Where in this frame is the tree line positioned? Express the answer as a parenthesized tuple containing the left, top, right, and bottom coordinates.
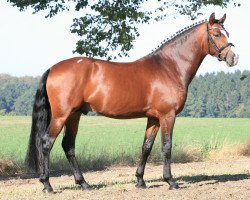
(180, 70, 250, 118)
(0, 70, 249, 117)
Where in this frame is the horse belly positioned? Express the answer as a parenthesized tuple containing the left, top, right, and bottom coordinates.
(87, 88, 148, 118)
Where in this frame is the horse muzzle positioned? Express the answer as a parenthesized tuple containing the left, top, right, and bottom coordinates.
(226, 47, 239, 67)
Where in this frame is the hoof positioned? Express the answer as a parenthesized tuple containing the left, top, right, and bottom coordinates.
(80, 182, 92, 190)
(169, 183, 180, 190)
(164, 177, 179, 190)
(42, 187, 54, 193)
(135, 181, 147, 189)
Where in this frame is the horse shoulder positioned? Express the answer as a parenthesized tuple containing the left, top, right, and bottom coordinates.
(145, 77, 188, 117)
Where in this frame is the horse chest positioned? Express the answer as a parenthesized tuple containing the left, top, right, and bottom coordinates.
(148, 83, 187, 115)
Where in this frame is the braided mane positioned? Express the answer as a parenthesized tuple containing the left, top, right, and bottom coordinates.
(151, 19, 207, 53)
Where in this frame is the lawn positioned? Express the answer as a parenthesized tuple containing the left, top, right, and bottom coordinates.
(0, 116, 249, 173)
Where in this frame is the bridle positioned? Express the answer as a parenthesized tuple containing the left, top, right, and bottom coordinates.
(207, 23, 234, 61)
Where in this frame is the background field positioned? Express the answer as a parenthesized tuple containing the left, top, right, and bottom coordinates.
(0, 116, 249, 175)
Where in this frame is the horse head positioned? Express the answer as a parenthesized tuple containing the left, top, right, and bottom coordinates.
(207, 13, 239, 67)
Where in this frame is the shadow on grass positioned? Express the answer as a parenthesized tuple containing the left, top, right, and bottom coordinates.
(147, 173, 249, 187)
(146, 173, 249, 186)
(59, 173, 250, 191)
(1, 171, 248, 193)
(142, 173, 250, 190)
(57, 183, 110, 191)
(56, 173, 250, 192)
(176, 173, 250, 184)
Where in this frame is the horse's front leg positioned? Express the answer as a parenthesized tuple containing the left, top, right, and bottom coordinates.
(135, 117, 159, 188)
(160, 113, 179, 190)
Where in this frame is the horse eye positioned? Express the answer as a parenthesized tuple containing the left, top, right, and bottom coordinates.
(213, 33, 220, 38)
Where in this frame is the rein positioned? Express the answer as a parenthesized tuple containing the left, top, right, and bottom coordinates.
(207, 23, 234, 61)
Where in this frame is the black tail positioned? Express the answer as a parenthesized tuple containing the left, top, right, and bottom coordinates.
(25, 69, 51, 172)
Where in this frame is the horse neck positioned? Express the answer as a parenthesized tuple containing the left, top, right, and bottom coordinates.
(151, 23, 208, 88)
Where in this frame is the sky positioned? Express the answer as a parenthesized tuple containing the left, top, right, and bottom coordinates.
(0, 0, 249, 77)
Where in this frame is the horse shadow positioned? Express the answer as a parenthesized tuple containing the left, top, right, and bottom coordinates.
(136, 173, 250, 189)
(147, 173, 249, 189)
(1, 171, 249, 191)
(55, 173, 249, 191)
(176, 173, 249, 184)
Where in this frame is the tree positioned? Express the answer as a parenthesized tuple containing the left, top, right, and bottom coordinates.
(7, 0, 240, 59)
(239, 99, 250, 117)
(14, 90, 35, 115)
(0, 74, 39, 115)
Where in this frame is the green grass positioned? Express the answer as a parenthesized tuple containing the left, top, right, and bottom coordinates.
(0, 116, 249, 174)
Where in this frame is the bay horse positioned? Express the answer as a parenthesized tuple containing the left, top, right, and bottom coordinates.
(26, 13, 238, 193)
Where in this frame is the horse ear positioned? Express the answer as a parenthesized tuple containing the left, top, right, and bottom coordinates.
(209, 13, 215, 25)
(219, 13, 226, 24)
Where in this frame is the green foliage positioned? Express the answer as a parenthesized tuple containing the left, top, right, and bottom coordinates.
(7, 0, 240, 59)
(0, 109, 7, 116)
(14, 89, 35, 115)
(239, 99, 250, 117)
(0, 74, 39, 115)
(179, 70, 250, 118)
(71, 0, 150, 59)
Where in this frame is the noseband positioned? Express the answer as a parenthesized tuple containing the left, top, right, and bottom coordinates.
(207, 23, 234, 61)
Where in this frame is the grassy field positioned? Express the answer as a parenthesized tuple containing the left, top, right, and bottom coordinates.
(0, 116, 249, 174)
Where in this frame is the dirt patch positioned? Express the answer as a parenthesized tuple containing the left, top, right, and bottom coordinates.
(0, 156, 249, 200)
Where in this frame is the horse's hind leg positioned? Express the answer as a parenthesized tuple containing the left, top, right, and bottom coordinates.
(39, 116, 68, 193)
(135, 117, 160, 188)
(62, 112, 90, 189)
